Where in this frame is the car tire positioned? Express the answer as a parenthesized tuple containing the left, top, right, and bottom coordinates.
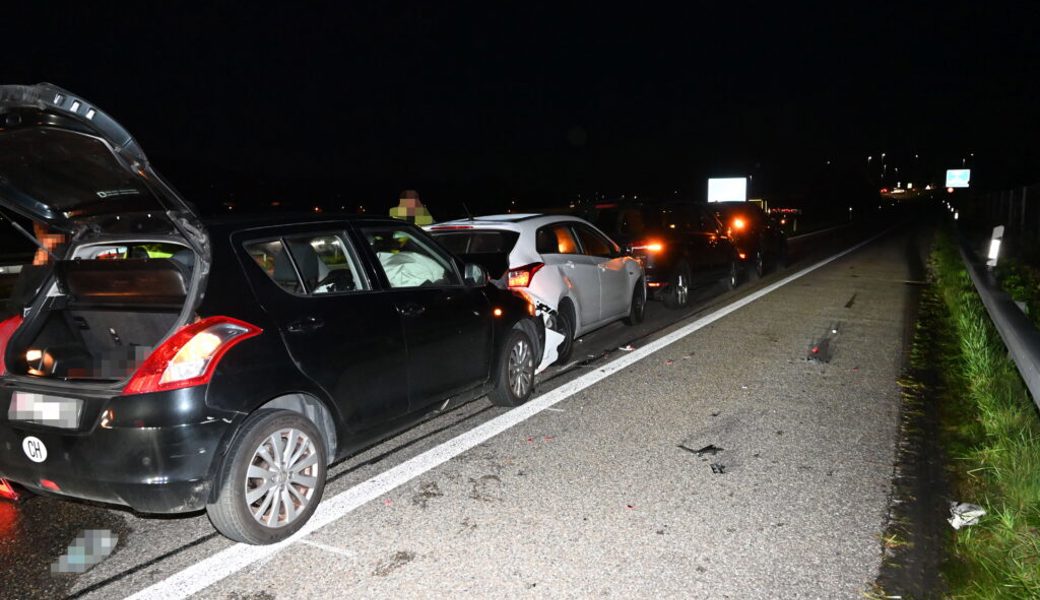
(754, 248, 766, 278)
(554, 300, 576, 365)
(623, 279, 646, 325)
(663, 262, 691, 309)
(726, 260, 740, 290)
(488, 326, 537, 407)
(207, 409, 327, 545)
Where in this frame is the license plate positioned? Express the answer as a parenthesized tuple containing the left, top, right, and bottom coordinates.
(9, 392, 83, 429)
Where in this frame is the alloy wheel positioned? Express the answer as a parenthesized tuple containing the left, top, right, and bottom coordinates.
(508, 336, 534, 398)
(244, 427, 320, 528)
(674, 274, 689, 306)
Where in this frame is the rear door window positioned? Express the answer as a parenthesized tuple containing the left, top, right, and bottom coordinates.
(536, 224, 581, 255)
(245, 233, 367, 295)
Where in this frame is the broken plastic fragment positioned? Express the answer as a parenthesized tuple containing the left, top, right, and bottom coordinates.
(948, 502, 986, 529)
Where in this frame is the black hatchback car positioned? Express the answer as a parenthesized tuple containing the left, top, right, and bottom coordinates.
(582, 200, 742, 308)
(0, 84, 542, 544)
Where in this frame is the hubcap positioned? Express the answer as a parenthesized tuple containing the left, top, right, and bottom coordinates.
(245, 427, 320, 528)
(508, 337, 534, 398)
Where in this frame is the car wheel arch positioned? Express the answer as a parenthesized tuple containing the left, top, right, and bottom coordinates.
(558, 295, 580, 334)
(213, 392, 338, 483)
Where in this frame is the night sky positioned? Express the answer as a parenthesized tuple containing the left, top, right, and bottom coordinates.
(4, 2, 1038, 217)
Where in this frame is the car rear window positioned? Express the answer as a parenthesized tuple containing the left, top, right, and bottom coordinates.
(431, 230, 520, 255)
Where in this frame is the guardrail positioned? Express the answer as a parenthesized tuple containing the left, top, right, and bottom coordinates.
(960, 243, 1040, 412)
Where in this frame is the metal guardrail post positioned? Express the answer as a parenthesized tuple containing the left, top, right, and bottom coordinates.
(959, 243, 1040, 412)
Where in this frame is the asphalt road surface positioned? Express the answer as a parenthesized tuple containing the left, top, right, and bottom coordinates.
(1, 216, 922, 599)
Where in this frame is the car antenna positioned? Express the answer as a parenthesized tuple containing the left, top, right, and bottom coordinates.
(0, 208, 58, 262)
(462, 202, 474, 221)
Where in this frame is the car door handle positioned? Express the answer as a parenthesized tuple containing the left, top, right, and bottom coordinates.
(287, 316, 325, 333)
(396, 303, 426, 318)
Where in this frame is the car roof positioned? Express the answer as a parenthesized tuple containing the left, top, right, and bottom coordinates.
(202, 212, 409, 235)
(430, 213, 589, 231)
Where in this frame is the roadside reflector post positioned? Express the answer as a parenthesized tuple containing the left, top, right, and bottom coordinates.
(987, 225, 1004, 269)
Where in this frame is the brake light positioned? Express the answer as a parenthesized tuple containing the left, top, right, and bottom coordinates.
(0, 315, 24, 377)
(732, 217, 746, 231)
(0, 478, 21, 501)
(123, 316, 262, 395)
(507, 262, 544, 288)
(632, 240, 665, 253)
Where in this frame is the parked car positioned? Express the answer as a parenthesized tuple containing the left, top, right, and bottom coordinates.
(711, 201, 787, 277)
(0, 83, 543, 544)
(428, 214, 645, 364)
(580, 200, 743, 309)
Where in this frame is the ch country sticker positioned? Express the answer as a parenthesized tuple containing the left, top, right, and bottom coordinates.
(22, 436, 47, 463)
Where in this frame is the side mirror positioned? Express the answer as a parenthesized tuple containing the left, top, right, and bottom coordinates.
(464, 262, 488, 287)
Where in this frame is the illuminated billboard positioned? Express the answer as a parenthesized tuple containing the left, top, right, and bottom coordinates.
(707, 177, 747, 203)
(945, 169, 971, 188)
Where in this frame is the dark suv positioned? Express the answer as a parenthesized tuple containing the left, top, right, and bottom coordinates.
(711, 201, 787, 277)
(582, 200, 742, 308)
(0, 84, 542, 544)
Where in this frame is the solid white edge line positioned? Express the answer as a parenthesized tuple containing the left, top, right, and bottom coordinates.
(125, 227, 893, 600)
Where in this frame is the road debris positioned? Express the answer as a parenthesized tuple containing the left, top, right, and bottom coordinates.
(618, 344, 635, 352)
(710, 463, 726, 474)
(678, 443, 724, 457)
(948, 502, 986, 530)
(51, 529, 117, 574)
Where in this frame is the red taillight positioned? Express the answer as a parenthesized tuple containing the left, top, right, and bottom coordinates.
(123, 316, 262, 396)
(0, 314, 24, 377)
(0, 478, 22, 501)
(632, 240, 665, 254)
(731, 217, 747, 231)
(507, 262, 544, 288)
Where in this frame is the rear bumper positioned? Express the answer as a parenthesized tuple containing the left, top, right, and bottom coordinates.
(0, 420, 229, 513)
(0, 385, 239, 514)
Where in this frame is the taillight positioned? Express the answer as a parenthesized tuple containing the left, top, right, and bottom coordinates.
(732, 217, 747, 231)
(0, 314, 24, 377)
(507, 262, 544, 288)
(0, 478, 22, 501)
(632, 240, 665, 254)
(123, 316, 261, 395)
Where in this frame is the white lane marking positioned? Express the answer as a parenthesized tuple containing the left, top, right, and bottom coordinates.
(299, 540, 357, 559)
(787, 223, 849, 241)
(126, 228, 892, 600)
(543, 407, 566, 412)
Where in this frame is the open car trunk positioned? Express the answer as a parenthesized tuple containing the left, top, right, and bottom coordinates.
(10, 251, 194, 382)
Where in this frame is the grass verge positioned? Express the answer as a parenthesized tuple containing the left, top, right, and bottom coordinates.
(930, 229, 1040, 599)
